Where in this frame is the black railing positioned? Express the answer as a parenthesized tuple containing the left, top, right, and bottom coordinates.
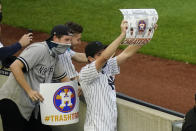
(117, 92, 185, 118)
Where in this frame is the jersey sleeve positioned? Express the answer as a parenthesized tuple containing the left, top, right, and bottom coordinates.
(68, 49, 76, 57)
(17, 44, 45, 72)
(58, 50, 78, 79)
(52, 59, 67, 81)
(106, 57, 120, 76)
(79, 62, 99, 85)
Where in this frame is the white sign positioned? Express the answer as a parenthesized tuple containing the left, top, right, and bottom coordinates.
(40, 81, 79, 125)
(120, 9, 158, 44)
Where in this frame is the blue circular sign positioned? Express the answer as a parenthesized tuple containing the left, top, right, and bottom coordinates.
(53, 86, 76, 113)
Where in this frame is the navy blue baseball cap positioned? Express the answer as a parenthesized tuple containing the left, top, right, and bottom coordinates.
(50, 24, 72, 36)
(85, 41, 107, 57)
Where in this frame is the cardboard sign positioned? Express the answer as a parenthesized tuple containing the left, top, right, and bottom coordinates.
(120, 9, 158, 44)
(40, 81, 79, 125)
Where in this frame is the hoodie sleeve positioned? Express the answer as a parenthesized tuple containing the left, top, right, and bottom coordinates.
(0, 42, 22, 60)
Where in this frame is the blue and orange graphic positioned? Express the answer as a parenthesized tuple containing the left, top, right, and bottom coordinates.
(138, 20, 146, 31)
(53, 86, 76, 113)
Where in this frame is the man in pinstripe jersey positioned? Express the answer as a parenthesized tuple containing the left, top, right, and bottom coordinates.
(79, 20, 150, 131)
(58, 22, 87, 80)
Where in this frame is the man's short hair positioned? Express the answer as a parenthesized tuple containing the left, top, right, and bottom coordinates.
(65, 22, 83, 34)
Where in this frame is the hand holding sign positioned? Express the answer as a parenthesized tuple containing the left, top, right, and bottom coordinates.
(40, 81, 79, 125)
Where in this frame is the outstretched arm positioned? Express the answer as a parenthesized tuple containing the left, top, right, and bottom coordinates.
(116, 39, 150, 66)
(0, 33, 32, 60)
(95, 20, 128, 71)
(116, 23, 158, 65)
(0, 43, 21, 60)
(72, 52, 88, 63)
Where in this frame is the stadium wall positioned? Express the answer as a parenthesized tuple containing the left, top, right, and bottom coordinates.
(0, 73, 184, 131)
(50, 97, 183, 131)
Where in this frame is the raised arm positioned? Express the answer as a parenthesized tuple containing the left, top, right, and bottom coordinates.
(0, 43, 22, 60)
(116, 39, 150, 66)
(95, 20, 127, 71)
(10, 59, 44, 102)
(116, 23, 158, 65)
(0, 33, 32, 60)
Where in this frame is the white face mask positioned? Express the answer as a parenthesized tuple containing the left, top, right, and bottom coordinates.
(51, 41, 71, 55)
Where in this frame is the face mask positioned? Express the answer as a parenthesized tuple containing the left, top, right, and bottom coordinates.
(0, 12, 3, 23)
(51, 41, 71, 55)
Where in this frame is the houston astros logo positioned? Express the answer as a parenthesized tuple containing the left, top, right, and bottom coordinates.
(138, 20, 146, 31)
(53, 86, 76, 113)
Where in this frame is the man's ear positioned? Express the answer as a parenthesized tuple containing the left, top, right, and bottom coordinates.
(53, 35, 59, 42)
(88, 56, 95, 63)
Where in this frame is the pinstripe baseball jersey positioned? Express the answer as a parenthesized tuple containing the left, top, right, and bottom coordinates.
(79, 57, 119, 131)
(0, 41, 67, 120)
(58, 48, 78, 79)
